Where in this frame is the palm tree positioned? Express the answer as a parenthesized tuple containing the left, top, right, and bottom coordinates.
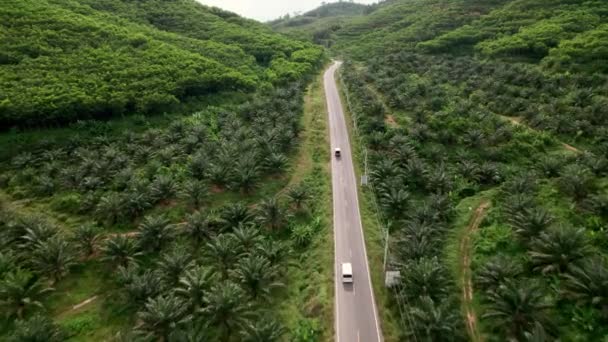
(30, 236, 78, 284)
(475, 255, 523, 293)
(0, 270, 54, 319)
(157, 249, 194, 288)
(123, 190, 152, 218)
(203, 281, 251, 342)
(482, 279, 553, 340)
(96, 192, 125, 225)
(407, 296, 463, 341)
(379, 187, 410, 220)
(285, 185, 310, 211)
(136, 293, 190, 342)
(150, 174, 178, 203)
(205, 234, 241, 279)
(137, 215, 175, 253)
(264, 152, 288, 173)
(529, 226, 591, 274)
(180, 180, 209, 209)
(183, 211, 220, 248)
(257, 197, 287, 231)
(508, 207, 553, 241)
(208, 162, 233, 189)
(122, 267, 162, 306)
(399, 257, 450, 302)
(18, 221, 58, 251)
(558, 164, 594, 201)
(562, 256, 608, 317)
(8, 314, 64, 342)
(255, 239, 288, 267)
(232, 225, 262, 254)
(220, 203, 254, 230)
(233, 166, 260, 194)
(177, 266, 215, 311)
(240, 316, 286, 342)
(101, 235, 141, 267)
(232, 255, 282, 301)
(71, 225, 101, 258)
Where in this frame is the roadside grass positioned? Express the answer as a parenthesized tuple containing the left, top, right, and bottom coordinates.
(336, 67, 401, 342)
(278, 68, 335, 341)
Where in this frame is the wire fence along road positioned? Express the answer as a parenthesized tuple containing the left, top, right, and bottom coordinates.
(325, 61, 383, 342)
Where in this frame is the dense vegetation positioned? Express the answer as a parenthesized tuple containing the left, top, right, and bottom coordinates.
(325, 0, 608, 340)
(0, 0, 328, 340)
(0, 0, 322, 128)
(271, 1, 378, 47)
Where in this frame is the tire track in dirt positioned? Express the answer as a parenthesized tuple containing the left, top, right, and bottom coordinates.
(460, 200, 491, 342)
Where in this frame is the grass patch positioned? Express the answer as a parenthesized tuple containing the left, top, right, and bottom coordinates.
(278, 67, 334, 341)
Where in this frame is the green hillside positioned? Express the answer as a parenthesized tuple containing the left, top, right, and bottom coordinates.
(302, 0, 608, 341)
(0, 1, 330, 341)
(0, 0, 322, 127)
(271, 1, 376, 46)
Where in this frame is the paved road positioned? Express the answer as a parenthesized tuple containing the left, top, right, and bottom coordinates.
(324, 61, 383, 342)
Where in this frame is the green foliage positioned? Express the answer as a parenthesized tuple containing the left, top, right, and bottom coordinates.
(0, 0, 322, 127)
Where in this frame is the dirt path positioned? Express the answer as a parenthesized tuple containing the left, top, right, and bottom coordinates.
(501, 115, 582, 154)
(460, 200, 491, 342)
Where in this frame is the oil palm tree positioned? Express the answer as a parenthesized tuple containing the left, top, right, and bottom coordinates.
(137, 215, 175, 253)
(150, 175, 178, 203)
(256, 197, 287, 231)
(123, 268, 163, 307)
(96, 192, 125, 225)
(136, 293, 190, 342)
(180, 180, 209, 209)
(233, 255, 282, 301)
(508, 207, 553, 241)
(233, 165, 260, 194)
(285, 185, 310, 212)
(101, 235, 141, 267)
(177, 266, 215, 311)
(183, 211, 221, 248)
(562, 256, 608, 317)
(0, 270, 54, 319)
(475, 255, 524, 293)
(232, 225, 262, 254)
(8, 314, 64, 342)
(379, 187, 410, 221)
(400, 257, 450, 302)
(71, 225, 101, 258)
(529, 226, 591, 274)
(205, 234, 241, 279)
(30, 236, 78, 284)
(558, 164, 594, 201)
(157, 249, 194, 288)
(203, 281, 251, 342)
(407, 296, 463, 342)
(220, 202, 254, 231)
(483, 279, 553, 340)
(240, 316, 286, 342)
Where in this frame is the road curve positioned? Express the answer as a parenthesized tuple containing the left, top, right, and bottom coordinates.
(324, 61, 383, 342)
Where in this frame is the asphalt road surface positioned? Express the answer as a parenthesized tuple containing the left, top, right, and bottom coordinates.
(324, 61, 383, 342)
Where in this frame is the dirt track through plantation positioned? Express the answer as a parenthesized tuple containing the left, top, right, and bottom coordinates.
(460, 200, 491, 342)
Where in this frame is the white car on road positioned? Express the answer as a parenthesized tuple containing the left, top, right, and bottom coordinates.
(342, 262, 353, 283)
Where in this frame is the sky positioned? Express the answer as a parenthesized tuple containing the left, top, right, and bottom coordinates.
(196, 0, 379, 22)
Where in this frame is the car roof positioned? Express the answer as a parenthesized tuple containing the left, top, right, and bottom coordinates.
(342, 262, 352, 273)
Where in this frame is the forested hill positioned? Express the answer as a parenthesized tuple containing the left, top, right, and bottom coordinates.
(270, 1, 376, 46)
(0, 0, 322, 128)
(336, 0, 608, 72)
